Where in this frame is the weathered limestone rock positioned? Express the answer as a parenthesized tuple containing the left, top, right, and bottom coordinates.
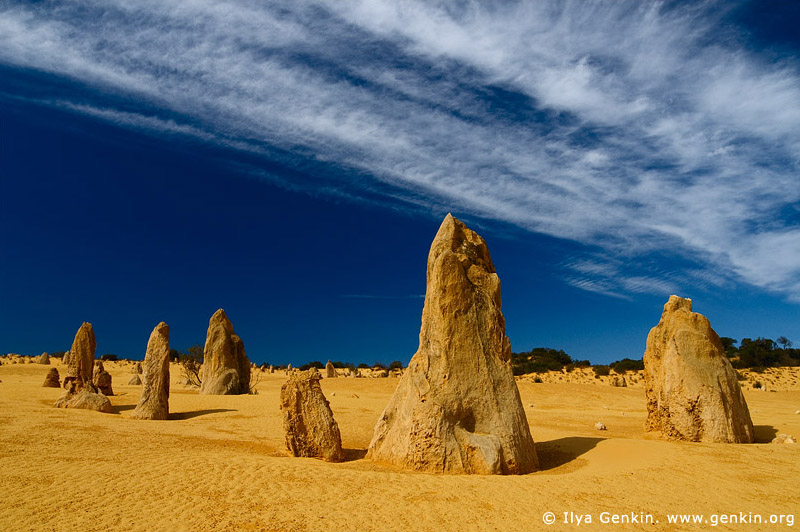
(56, 325, 112, 413)
(325, 360, 336, 378)
(128, 374, 142, 385)
(367, 214, 538, 474)
(63, 323, 96, 392)
(43, 368, 61, 388)
(131, 362, 142, 375)
(62, 350, 72, 367)
(38, 352, 50, 365)
(644, 296, 755, 443)
(280, 368, 344, 462)
(54, 384, 113, 413)
(93, 360, 114, 396)
(131, 322, 171, 420)
(772, 434, 796, 444)
(595, 422, 607, 431)
(199, 309, 251, 395)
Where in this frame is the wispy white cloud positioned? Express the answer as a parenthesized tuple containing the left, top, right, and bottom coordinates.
(1, 0, 798, 299)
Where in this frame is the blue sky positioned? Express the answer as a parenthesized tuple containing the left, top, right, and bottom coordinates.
(1, 0, 798, 365)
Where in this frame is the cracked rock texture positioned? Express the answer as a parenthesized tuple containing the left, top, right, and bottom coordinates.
(644, 295, 754, 443)
(367, 214, 538, 474)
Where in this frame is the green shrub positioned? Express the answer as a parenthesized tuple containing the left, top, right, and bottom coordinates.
(609, 358, 644, 373)
(511, 347, 583, 376)
(593, 365, 611, 377)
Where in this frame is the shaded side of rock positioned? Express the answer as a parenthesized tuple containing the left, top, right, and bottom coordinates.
(367, 214, 538, 474)
(199, 309, 251, 395)
(128, 374, 142, 385)
(280, 368, 344, 462)
(93, 360, 114, 396)
(131, 322, 171, 420)
(644, 296, 754, 443)
(43, 368, 61, 388)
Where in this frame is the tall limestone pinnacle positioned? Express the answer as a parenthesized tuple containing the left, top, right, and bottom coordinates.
(131, 322, 171, 420)
(644, 295, 755, 443)
(367, 214, 538, 474)
(199, 309, 251, 395)
(63, 322, 96, 391)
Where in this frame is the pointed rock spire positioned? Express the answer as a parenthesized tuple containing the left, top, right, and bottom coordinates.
(367, 214, 538, 474)
(131, 322, 171, 420)
(63, 322, 96, 392)
(199, 309, 251, 395)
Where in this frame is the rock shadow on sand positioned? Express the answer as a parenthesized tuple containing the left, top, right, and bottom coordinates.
(342, 448, 368, 462)
(170, 409, 236, 420)
(112, 404, 136, 414)
(536, 437, 605, 471)
(753, 425, 778, 443)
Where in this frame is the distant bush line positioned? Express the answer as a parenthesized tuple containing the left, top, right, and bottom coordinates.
(721, 336, 799, 370)
(511, 348, 590, 376)
(512, 335, 799, 376)
(165, 346, 406, 374)
(294, 360, 404, 371)
(26, 336, 797, 375)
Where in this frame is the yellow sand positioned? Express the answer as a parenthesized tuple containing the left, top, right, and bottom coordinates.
(0, 360, 798, 532)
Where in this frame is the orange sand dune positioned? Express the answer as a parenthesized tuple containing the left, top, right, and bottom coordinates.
(1, 360, 798, 532)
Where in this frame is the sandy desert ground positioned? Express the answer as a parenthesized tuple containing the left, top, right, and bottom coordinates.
(1, 360, 798, 532)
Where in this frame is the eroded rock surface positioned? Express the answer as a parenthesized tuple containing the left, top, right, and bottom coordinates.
(43, 368, 61, 388)
(54, 384, 113, 413)
(367, 214, 538, 474)
(644, 295, 754, 443)
(131, 322, 171, 420)
(199, 309, 251, 395)
(280, 368, 344, 462)
(93, 360, 114, 396)
(62, 323, 96, 392)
